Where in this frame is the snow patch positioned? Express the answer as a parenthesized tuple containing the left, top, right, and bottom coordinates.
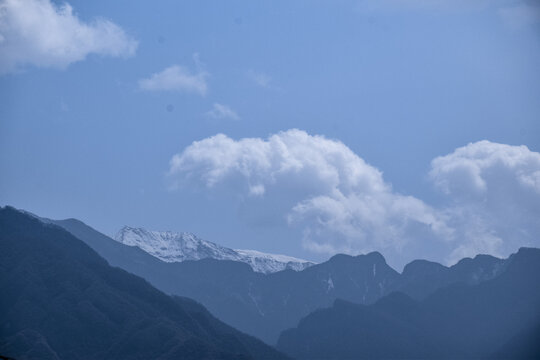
(115, 226, 315, 274)
(327, 276, 334, 292)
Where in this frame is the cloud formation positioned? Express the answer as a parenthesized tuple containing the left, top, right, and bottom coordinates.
(0, 0, 137, 74)
(139, 65, 208, 95)
(430, 140, 540, 262)
(168, 129, 451, 266)
(168, 130, 540, 266)
(430, 140, 540, 196)
(205, 103, 240, 120)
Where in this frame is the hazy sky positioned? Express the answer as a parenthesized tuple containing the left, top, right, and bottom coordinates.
(1, 0, 539, 268)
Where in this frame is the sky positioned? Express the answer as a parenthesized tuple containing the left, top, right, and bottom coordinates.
(1, 0, 540, 269)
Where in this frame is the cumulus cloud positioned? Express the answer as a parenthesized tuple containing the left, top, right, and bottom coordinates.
(430, 140, 540, 262)
(168, 131, 540, 266)
(430, 140, 540, 196)
(168, 129, 452, 266)
(139, 65, 208, 95)
(0, 0, 137, 74)
(205, 103, 240, 120)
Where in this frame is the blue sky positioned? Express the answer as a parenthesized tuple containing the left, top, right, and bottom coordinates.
(1, 0, 540, 268)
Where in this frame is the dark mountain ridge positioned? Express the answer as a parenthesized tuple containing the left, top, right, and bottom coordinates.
(0, 207, 287, 360)
(276, 247, 540, 359)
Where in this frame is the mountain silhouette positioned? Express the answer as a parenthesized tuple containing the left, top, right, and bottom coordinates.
(276, 247, 540, 359)
(0, 207, 288, 360)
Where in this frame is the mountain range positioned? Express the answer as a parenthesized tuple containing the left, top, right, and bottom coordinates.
(39, 212, 522, 345)
(276, 247, 540, 359)
(0, 206, 287, 360)
(3, 206, 539, 359)
(115, 226, 314, 274)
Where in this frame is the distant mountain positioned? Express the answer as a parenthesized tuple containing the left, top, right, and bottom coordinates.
(0, 207, 288, 360)
(26, 213, 404, 344)
(396, 253, 505, 299)
(276, 248, 540, 359)
(32, 211, 526, 345)
(115, 226, 314, 274)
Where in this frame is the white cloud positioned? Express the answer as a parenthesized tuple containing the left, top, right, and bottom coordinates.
(139, 65, 208, 95)
(205, 103, 240, 120)
(430, 140, 540, 262)
(168, 131, 540, 267)
(0, 0, 137, 74)
(168, 129, 452, 266)
(430, 140, 540, 196)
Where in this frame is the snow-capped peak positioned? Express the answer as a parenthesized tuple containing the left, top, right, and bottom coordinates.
(114, 226, 315, 274)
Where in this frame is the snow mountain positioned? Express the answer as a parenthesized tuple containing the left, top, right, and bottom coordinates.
(114, 226, 314, 274)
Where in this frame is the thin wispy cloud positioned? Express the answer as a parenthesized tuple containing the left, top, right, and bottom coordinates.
(139, 65, 209, 95)
(247, 70, 272, 88)
(498, 4, 540, 30)
(356, 0, 540, 30)
(205, 103, 240, 120)
(0, 0, 137, 75)
(355, 0, 486, 14)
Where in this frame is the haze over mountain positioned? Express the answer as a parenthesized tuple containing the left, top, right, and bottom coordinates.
(277, 247, 540, 359)
(2, 0, 539, 359)
(33, 210, 523, 345)
(0, 207, 287, 360)
(115, 226, 314, 273)
(3, 206, 539, 359)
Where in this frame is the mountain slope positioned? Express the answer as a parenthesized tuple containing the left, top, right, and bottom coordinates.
(43, 213, 520, 345)
(115, 226, 314, 273)
(395, 253, 505, 299)
(276, 248, 540, 359)
(46, 216, 403, 344)
(0, 207, 288, 360)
